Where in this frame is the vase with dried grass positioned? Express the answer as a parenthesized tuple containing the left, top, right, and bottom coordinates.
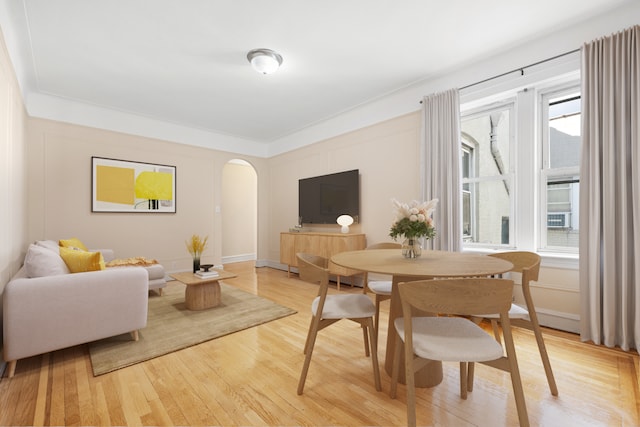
(185, 234, 208, 273)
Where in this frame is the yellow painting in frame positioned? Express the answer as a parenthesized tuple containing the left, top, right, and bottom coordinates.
(91, 157, 176, 213)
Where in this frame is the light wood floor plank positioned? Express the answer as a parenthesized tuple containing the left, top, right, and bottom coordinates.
(33, 353, 50, 426)
(1, 261, 638, 426)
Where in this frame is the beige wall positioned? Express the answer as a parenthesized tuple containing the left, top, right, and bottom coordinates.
(0, 27, 27, 351)
(26, 118, 268, 272)
(266, 112, 423, 264)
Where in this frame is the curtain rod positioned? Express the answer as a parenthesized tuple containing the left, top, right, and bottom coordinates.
(419, 48, 581, 103)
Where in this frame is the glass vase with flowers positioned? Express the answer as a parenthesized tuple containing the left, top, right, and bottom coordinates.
(389, 198, 438, 258)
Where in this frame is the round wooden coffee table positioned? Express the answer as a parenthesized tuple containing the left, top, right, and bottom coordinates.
(170, 270, 238, 310)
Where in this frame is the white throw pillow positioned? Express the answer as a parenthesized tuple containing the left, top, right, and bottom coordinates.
(35, 239, 61, 253)
(24, 243, 70, 277)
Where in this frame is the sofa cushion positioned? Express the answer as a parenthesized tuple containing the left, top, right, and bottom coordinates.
(24, 243, 71, 277)
(59, 247, 105, 273)
(35, 239, 61, 252)
(59, 237, 89, 251)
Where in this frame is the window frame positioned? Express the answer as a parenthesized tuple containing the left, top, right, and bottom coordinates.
(538, 84, 581, 254)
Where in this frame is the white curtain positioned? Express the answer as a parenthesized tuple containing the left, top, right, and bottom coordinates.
(421, 89, 462, 252)
(580, 25, 640, 352)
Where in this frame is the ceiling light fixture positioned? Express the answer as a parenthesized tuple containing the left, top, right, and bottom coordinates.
(247, 48, 283, 74)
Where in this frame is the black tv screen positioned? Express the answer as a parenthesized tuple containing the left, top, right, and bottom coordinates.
(299, 169, 360, 224)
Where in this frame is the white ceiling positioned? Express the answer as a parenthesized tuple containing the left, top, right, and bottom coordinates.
(1, 0, 634, 144)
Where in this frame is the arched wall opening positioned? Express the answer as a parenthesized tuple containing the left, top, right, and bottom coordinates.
(221, 159, 258, 263)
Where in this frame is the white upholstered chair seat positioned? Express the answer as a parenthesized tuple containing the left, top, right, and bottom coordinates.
(394, 317, 504, 362)
(312, 294, 376, 319)
(368, 280, 392, 295)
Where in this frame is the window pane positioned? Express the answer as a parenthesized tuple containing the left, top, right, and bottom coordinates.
(465, 180, 510, 245)
(462, 191, 471, 238)
(549, 95, 581, 168)
(546, 177, 579, 248)
(462, 105, 512, 247)
(462, 109, 510, 177)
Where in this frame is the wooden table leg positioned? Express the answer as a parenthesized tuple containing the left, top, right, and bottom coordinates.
(384, 275, 443, 388)
(185, 281, 221, 310)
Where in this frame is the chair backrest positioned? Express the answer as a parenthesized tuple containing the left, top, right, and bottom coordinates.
(366, 242, 402, 250)
(488, 251, 540, 289)
(398, 278, 514, 318)
(296, 252, 329, 291)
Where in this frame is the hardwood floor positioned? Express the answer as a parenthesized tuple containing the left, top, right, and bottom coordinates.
(1, 261, 638, 426)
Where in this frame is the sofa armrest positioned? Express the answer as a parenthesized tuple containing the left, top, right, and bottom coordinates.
(3, 267, 148, 363)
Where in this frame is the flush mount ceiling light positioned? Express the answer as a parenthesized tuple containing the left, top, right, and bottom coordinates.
(247, 48, 283, 74)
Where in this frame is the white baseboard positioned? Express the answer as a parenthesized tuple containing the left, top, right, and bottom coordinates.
(536, 307, 580, 334)
(255, 259, 271, 268)
(221, 253, 256, 264)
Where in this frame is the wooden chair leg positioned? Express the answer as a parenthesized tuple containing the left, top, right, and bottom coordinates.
(130, 330, 139, 341)
(390, 336, 403, 399)
(467, 362, 475, 392)
(529, 318, 559, 396)
(6, 360, 17, 378)
(365, 318, 382, 391)
(298, 319, 321, 395)
(374, 297, 382, 353)
(303, 315, 316, 355)
(362, 325, 371, 357)
(459, 362, 468, 399)
(404, 333, 417, 427)
(502, 320, 530, 427)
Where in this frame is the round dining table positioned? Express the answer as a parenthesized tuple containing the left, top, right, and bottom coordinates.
(331, 248, 513, 388)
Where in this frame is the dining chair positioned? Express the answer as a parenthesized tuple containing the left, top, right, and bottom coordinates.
(390, 277, 529, 427)
(296, 252, 382, 395)
(362, 242, 402, 352)
(468, 251, 558, 397)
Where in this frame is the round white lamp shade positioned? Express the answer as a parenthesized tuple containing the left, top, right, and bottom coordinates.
(247, 48, 283, 74)
(336, 214, 354, 233)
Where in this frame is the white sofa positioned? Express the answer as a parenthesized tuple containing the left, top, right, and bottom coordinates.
(2, 241, 150, 377)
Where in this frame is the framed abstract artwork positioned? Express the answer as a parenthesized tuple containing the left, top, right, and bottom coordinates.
(91, 157, 176, 213)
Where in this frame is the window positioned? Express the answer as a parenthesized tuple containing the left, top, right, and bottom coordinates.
(461, 144, 474, 240)
(541, 89, 581, 251)
(460, 81, 580, 254)
(460, 103, 514, 247)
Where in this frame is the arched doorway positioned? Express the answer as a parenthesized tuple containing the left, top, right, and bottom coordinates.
(221, 159, 257, 264)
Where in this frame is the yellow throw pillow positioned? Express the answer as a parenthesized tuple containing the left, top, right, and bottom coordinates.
(59, 237, 89, 251)
(59, 247, 105, 273)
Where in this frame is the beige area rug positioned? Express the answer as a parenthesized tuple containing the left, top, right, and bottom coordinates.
(89, 281, 296, 376)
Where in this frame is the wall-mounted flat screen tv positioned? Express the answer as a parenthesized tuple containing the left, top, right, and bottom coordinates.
(298, 169, 360, 224)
